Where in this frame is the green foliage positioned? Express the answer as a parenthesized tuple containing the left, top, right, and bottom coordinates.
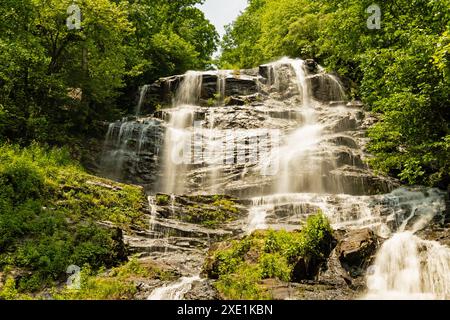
(220, 0, 450, 188)
(207, 212, 334, 300)
(0, 0, 218, 146)
(0, 277, 33, 300)
(259, 253, 291, 282)
(183, 198, 240, 228)
(155, 194, 170, 206)
(214, 263, 270, 300)
(53, 258, 176, 300)
(0, 144, 148, 293)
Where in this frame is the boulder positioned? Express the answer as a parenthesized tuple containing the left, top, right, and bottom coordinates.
(336, 228, 379, 277)
(203, 242, 233, 279)
(184, 280, 220, 300)
(305, 59, 318, 73)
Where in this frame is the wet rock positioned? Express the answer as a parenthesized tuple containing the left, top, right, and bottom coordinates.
(336, 228, 379, 277)
(260, 279, 298, 300)
(291, 232, 336, 282)
(417, 220, 450, 247)
(258, 64, 273, 80)
(225, 96, 245, 106)
(308, 73, 346, 102)
(151, 73, 260, 104)
(184, 280, 220, 300)
(153, 194, 247, 229)
(347, 100, 364, 108)
(305, 59, 318, 73)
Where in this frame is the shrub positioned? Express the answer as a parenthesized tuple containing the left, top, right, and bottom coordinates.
(155, 194, 170, 205)
(206, 212, 334, 299)
(0, 144, 144, 293)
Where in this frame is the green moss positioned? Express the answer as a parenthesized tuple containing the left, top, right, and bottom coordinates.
(182, 197, 241, 228)
(155, 194, 170, 206)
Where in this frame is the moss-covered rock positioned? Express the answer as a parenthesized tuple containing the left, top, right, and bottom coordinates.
(203, 213, 335, 299)
(154, 194, 246, 228)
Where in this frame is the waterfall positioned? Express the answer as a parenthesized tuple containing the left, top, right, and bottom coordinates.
(159, 71, 203, 194)
(366, 232, 450, 300)
(265, 58, 325, 194)
(245, 199, 269, 234)
(99, 56, 448, 301)
(148, 196, 157, 231)
(100, 118, 161, 182)
(136, 84, 150, 116)
(174, 71, 203, 106)
(160, 107, 195, 194)
(364, 189, 450, 299)
(147, 275, 201, 300)
(216, 70, 227, 106)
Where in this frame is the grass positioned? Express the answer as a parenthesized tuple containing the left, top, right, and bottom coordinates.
(53, 258, 176, 300)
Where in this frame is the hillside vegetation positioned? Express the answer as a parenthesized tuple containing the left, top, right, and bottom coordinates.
(220, 0, 450, 189)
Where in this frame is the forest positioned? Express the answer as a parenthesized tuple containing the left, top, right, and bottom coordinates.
(0, 0, 449, 301)
(220, 0, 450, 189)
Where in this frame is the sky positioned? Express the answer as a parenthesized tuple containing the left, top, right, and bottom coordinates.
(196, 0, 248, 39)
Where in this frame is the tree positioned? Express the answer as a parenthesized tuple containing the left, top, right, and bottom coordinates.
(219, 0, 450, 188)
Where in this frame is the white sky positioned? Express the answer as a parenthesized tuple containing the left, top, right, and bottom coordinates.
(196, 0, 248, 39)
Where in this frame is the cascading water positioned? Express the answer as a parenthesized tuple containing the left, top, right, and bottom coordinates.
(100, 118, 162, 182)
(100, 56, 448, 300)
(147, 275, 201, 300)
(364, 190, 450, 299)
(366, 232, 450, 299)
(159, 72, 202, 194)
(136, 84, 150, 116)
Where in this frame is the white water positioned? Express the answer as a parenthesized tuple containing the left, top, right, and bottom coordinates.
(246, 57, 343, 231)
(245, 201, 268, 234)
(160, 71, 203, 194)
(366, 232, 450, 300)
(161, 106, 195, 194)
(136, 84, 150, 116)
(100, 118, 161, 180)
(174, 71, 203, 106)
(148, 196, 158, 231)
(147, 275, 201, 300)
(107, 57, 448, 301)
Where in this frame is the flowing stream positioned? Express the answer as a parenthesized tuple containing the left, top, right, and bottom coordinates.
(101, 58, 449, 300)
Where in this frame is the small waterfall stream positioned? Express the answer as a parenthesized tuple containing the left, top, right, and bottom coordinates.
(366, 232, 450, 299)
(147, 275, 201, 300)
(100, 57, 449, 300)
(136, 85, 150, 116)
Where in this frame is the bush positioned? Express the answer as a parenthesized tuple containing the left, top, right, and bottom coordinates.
(0, 144, 146, 293)
(155, 194, 170, 206)
(214, 263, 270, 300)
(0, 158, 45, 205)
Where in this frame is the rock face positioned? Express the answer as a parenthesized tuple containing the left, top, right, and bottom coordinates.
(95, 59, 401, 199)
(291, 234, 337, 282)
(152, 194, 247, 230)
(336, 228, 379, 277)
(93, 58, 448, 300)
